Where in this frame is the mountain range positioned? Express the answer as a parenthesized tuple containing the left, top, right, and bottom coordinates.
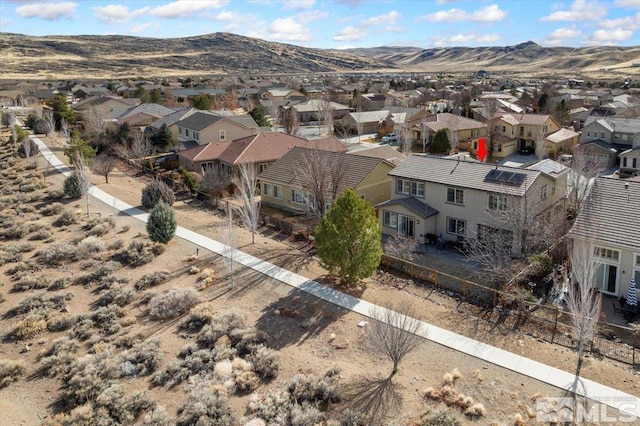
(1, 32, 639, 79)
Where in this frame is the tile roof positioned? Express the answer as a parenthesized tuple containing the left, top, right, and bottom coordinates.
(292, 99, 349, 113)
(584, 117, 640, 134)
(177, 111, 224, 131)
(499, 113, 554, 126)
(377, 197, 439, 218)
(116, 103, 176, 120)
(389, 155, 541, 196)
(569, 177, 640, 251)
(179, 141, 232, 162)
(425, 113, 486, 132)
(546, 128, 579, 143)
(259, 146, 390, 193)
(148, 107, 197, 130)
(347, 110, 391, 123)
(227, 114, 259, 129)
(349, 145, 407, 166)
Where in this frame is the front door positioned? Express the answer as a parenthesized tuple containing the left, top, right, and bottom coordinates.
(596, 263, 618, 295)
(398, 214, 414, 238)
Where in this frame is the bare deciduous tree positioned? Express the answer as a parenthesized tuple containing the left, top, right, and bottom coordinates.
(534, 127, 546, 160)
(114, 132, 153, 167)
(283, 107, 300, 136)
(400, 124, 412, 154)
(320, 98, 335, 136)
(43, 110, 55, 139)
(268, 101, 280, 131)
(565, 239, 602, 377)
(82, 106, 106, 139)
(220, 204, 238, 288)
(74, 153, 91, 217)
(445, 116, 460, 155)
(232, 162, 260, 245)
(368, 302, 425, 377)
(295, 149, 348, 217)
(60, 117, 69, 142)
(383, 234, 420, 263)
(91, 154, 117, 183)
(200, 165, 231, 195)
(566, 145, 604, 217)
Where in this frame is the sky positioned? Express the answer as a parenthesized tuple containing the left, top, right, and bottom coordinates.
(0, 0, 639, 49)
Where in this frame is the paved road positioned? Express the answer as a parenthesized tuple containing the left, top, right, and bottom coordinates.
(30, 133, 640, 419)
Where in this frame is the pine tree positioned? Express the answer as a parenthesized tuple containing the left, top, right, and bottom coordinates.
(314, 189, 382, 283)
(147, 201, 177, 244)
(63, 172, 82, 199)
(430, 128, 450, 153)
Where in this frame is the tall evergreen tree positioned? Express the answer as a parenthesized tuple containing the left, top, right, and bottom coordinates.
(147, 201, 177, 244)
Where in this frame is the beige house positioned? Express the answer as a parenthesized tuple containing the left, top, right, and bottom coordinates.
(176, 111, 259, 145)
(619, 147, 640, 176)
(259, 146, 395, 215)
(491, 113, 562, 158)
(413, 113, 488, 153)
(378, 155, 568, 252)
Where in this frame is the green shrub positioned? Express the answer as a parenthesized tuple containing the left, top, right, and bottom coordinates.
(40, 202, 64, 216)
(53, 210, 77, 227)
(146, 201, 177, 244)
(141, 179, 175, 209)
(148, 288, 201, 320)
(63, 172, 82, 199)
(121, 241, 155, 266)
(134, 270, 170, 291)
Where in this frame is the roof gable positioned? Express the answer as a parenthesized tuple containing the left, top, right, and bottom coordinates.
(177, 111, 224, 131)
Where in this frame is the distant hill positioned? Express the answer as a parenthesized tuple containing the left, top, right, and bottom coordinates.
(0, 32, 639, 79)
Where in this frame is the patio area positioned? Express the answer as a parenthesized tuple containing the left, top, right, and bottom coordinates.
(601, 294, 640, 327)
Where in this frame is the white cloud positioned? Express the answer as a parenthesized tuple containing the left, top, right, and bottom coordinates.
(363, 10, 399, 26)
(267, 16, 311, 41)
(334, 0, 363, 7)
(93, 4, 150, 25)
(418, 4, 506, 23)
(129, 22, 154, 34)
(149, 0, 228, 19)
(296, 10, 328, 23)
(382, 25, 405, 33)
(584, 28, 634, 43)
(333, 25, 363, 41)
(540, 0, 607, 21)
(614, 0, 640, 8)
(15, 1, 76, 20)
(599, 12, 640, 30)
(430, 32, 499, 46)
(544, 25, 582, 45)
(282, 0, 315, 10)
(476, 33, 500, 43)
(1, 18, 9, 27)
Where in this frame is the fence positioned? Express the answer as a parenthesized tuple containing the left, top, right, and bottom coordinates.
(381, 254, 639, 367)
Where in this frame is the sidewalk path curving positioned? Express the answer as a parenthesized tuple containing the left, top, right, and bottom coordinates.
(32, 134, 640, 418)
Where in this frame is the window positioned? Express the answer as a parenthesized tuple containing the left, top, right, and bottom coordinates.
(594, 247, 619, 261)
(447, 217, 466, 236)
(488, 193, 507, 211)
(194, 131, 199, 141)
(447, 187, 464, 205)
(259, 163, 269, 173)
(540, 184, 548, 200)
(614, 134, 619, 140)
(179, 127, 183, 135)
(634, 158, 637, 169)
(410, 181, 424, 198)
(263, 183, 280, 198)
(383, 210, 398, 228)
(600, 132, 605, 138)
(291, 189, 306, 204)
(185, 129, 190, 137)
(219, 130, 226, 141)
(623, 157, 628, 167)
(396, 178, 410, 195)
(551, 181, 556, 195)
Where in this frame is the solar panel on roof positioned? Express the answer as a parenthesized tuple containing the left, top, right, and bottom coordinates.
(484, 169, 526, 186)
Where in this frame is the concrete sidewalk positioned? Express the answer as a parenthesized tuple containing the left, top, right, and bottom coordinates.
(32, 134, 640, 419)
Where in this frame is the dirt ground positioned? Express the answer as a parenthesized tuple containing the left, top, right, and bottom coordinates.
(0, 134, 639, 425)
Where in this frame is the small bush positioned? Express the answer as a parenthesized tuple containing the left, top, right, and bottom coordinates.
(96, 285, 136, 307)
(29, 228, 52, 241)
(53, 210, 77, 227)
(248, 345, 280, 379)
(76, 236, 105, 258)
(121, 241, 155, 267)
(108, 239, 124, 251)
(38, 242, 77, 265)
(0, 224, 26, 240)
(90, 305, 124, 335)
(417, 404, 463, 426)
(147, 201, 177, 244)
(148, 288, 201, 320)
(12, 313, 48, 340)
(40, 202, 64, 216)
(141, 179, 175, 210)
(0, 359, 27, 388)
(40, 336, 80, 377)
(176, 387, 236, 426)
(74, 260, 122, 287)
(12, 276, 49, 292)
(48, 276, 72, 291)
(63, 172, 83, 199)
(0, 243, 33, 266)
(120, 339, 162, 377)
(134, 270, 170, 291)
(86, 223, 110, 237)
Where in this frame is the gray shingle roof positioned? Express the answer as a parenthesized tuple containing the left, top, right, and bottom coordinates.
(177, 111, 223, 131)
(584, 117, 640, 134)
(389, 155, 540, 196)
(377, 197, 438, 218)
(569, 177, 640, 251)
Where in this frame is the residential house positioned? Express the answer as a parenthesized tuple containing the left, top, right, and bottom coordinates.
(175, 111, 259, 147)
(349, 145, 407, 166)
(354, 93, 386, 111)
(340, 110, 391, 135)
(284, 99, 350, 124)
(115, 103, 177, 131)
(145, 107, 198, 145)
(542, 128, 580, 158)
(72, 96, 141, 121)
(575, 141, 619, 170)
(579, 117, 640, 152)
(178, 132, 346, 175)
(490, 113, 562, 157)
(378, 155, 568, 251)
(258, 146, 395, 214)
(413, 113, 488, 153)
(569, 178, 640, 298)
(619, 146, 640, 177)
(261, 88, 306, 101)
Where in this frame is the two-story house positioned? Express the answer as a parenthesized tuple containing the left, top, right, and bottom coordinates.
(175, 111, 259, 147)
(378, 155, 568, 253)
(415, 113, 488, 153)
(490, 113, 562, 158)
(259, 146, 395, 215)
(579, 117, 640, 151)
(569, 178, 640, 298)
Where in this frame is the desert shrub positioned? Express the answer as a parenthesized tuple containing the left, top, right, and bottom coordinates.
(19, 183, 41, 193)
(148, 288, 201, 320)
(152, 346, 233, 387)
(53, 210, 77, 227)
(248, 344, 280, 379)
(179, 304, 217, 332)
(134, 270, 170, 291)
(107, 238, 124, 251)
(176, 386, 236, 426)
(96, 285, 136, 307)
(0, 224, 26, 240)
(7, 293, 68, 317)
(141, 179, 175, 210)
(150, 241, 165, 255)
(11, 313, 48, 340)
(141, 406, 172, 426)
(40, 202, 64, 216)
(74, 260, 122, 287)
(146, 201, 177, 244)
(60, 351, 121, 408)
(417, 404, 463, 426)
(76, 236, 105, 258)
(39, 336, 80, 377)
(120, 240, 155, 267)
(12, 276, 49, 292)
(86, 223, 110, 237)
(195, 312, 246, 347)
(0, 243, 33, 266)
(246, 391, 291, 424)
(0, 293, 4, 303)
(0, 359, 27, 388)
(90, 305, 124, 335)
(46, 314, 77, 332)
(29, 227, 52, 241)
(63, 172, 82, 199)
(289, 402, 324, 426)
(38, 242, 77, 265)
(70, 317, 95, 341)
(48, 276, 71, 291)
(120, 339, 162, 377)
(230, 327, 268, 356)
(46, 189, 65, 200)
(120, 225, 130, 233)
(464, 403, 486, 418)
(335, 409, 368, 426)
(288, 368, 341, 409)
(5, 260, 39, 276)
